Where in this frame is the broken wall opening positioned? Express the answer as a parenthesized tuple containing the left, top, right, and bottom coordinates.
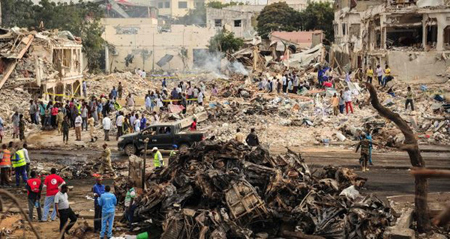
(386, 14, 423, 48)
(444, 26, 450, 50)
(387, 27, 422, 48)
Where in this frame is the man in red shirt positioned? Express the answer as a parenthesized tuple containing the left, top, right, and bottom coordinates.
(41, 168, 65, 222)
(190, 118, 197, 131)
(26, 171, 43, 221)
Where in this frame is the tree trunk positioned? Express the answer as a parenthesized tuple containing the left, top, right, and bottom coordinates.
(366, 83, 431, 232)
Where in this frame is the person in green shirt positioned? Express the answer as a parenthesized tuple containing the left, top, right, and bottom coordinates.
(124, 182, 136, 230)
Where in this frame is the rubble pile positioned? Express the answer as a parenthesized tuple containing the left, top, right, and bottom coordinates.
(115, 141, 393, 238)
(204, 77, 450, 147)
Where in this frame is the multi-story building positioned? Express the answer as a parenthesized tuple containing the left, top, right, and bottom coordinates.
(332, 0, 450, 81)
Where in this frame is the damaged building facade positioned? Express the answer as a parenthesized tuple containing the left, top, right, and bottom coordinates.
(102, 18, 216, 72)
(0, 28, 85, 101)
(332, 0, 450, 82)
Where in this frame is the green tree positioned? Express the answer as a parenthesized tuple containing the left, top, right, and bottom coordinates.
(299, 2, 334, 41)
(1, 0, 105, 72)
(0, 0, 36, 27)
(206, 1, 244, 9)
(208, 29, 244, 53)
(256, 2, 302, 39)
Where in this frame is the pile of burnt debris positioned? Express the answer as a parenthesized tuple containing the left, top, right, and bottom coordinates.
(115, 140, 394, 238)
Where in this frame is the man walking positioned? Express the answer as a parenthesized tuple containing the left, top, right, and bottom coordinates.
(98, 185, 117, 239)
(42, 168, 65, 222)
(26, 171, 42, 221)
(55, 185, 77, 238)
(102, 115, 111, 141)
(245, 128, 259, 147)
(11, 145, 28, 187)
(99, 144, 115, 177)
(92, 177, 105, 233)
(75, 113, 82, 141)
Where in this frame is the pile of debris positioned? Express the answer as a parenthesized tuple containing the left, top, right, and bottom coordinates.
(115, 141, 393, 238)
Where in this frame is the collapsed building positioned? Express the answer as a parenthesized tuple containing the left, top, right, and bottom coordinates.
(0, 28, 85, 101)
(332, 0, 450, 81)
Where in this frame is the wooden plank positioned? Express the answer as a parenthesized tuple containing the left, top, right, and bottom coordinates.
(0, 61, 18, 90)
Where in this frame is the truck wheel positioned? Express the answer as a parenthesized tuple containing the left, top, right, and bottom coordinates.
(124, 144, 137, 156)
(179, 144, 189, 152)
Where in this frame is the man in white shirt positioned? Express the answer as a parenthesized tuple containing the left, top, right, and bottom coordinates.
(102, 115, 111, 141)
(116, 112, 124, 140)
(55, 185, 77, 238)
(75, 114, 82, 141)
(344, 88, 354, 114)
(376, 64, 383, 85)
(22, 143, 31, 176)
(197, 91, 204, 106)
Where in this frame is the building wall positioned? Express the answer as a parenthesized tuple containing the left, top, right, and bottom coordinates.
(102, 18, 216, 72)
(206, 8, 257, 39)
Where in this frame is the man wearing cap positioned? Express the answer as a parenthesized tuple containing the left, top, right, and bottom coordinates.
(92, 177, 105, 232)
(152, 147, 164, 168)
(99, 144, 115, 177)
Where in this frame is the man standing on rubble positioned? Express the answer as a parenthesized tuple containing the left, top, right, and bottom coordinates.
(11, 111, 19, 139)
(75, 113, 82, 141)
(42, 168, 65, 222)
(118, 82, 123, 100)
(152, 147, 164, 168)
(405, 86, 414, 111)
(82, 81, 87, 98)
(282, 75, 287, 93)
(124, 182, 137, 230)
(246, 128, 259, 147)
(376, 65, 383, 85)
(235, 128, 245, 143)
(98, 185, 117, 239)
(356, 133, 370, 172)
(92, 177, 105, 233)
(26, 171, 42, 221)
(29, 100, 38, 124)
(331, 93, 339, 116)
(19, 114, 26, 141)
(344, 88, 354, 114)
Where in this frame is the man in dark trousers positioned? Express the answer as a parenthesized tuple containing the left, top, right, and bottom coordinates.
(245, 128, 260, 147)
(356, 132, 371, 172)
(26, 171, 42, 221)
(55, 184, 77, 239)
(92, 177, 105, 233)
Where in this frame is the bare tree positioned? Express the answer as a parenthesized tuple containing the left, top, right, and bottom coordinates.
(366, 83, 431, 232)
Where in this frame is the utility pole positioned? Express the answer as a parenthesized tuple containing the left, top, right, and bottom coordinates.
(142, 138, 149, 191)
(152, 32, 155, 72)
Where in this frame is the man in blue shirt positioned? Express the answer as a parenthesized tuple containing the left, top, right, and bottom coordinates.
(92, 177, 105, 233)
(98, 185, 117, 239)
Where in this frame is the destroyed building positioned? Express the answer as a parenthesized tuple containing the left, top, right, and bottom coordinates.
(102, 18, 216, 72)
(332, 0, 450, 81)
(0, 28, 85, 101)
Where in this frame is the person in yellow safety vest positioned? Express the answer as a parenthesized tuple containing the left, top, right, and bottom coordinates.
(169, 145, 177, 158)
(76, 103, 81, 114)
(11, 145, 28, 187)
(152, 147, 164, 168)
(0, 144, 12, 186)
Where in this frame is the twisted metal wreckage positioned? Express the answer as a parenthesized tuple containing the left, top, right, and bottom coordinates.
(114, 141, 394, 238)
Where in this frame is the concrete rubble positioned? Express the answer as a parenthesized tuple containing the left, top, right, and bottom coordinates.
(114, 140, 394, 238)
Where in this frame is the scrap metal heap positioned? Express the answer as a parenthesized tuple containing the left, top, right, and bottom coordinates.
(115, 140, 393, 238)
